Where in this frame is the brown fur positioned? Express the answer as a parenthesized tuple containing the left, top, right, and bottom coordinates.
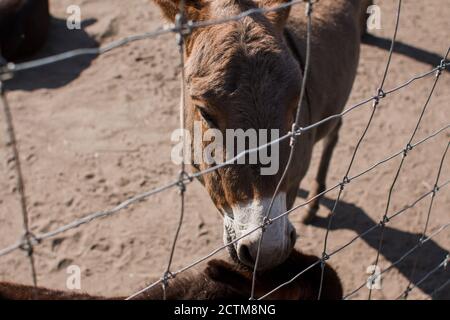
(153, 0, 373, 267)
(0, 250, 342, 300)
(153, 0, 373, 210)
(0, 0, 50, 61)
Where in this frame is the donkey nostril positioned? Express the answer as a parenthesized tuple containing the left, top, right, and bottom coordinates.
(238, 244, 255, 266)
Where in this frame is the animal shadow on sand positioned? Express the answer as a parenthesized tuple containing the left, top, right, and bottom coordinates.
(4, 17, 99, 91)
(298, 189, 449, 300)
(362, 34, 449, 72)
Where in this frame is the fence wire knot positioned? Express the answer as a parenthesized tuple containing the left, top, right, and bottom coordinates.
(436, 59, 447, 76)
(377, 88, 386, 99)
(294, 126, 304, 137)
(373, 88, 386, 107)
(262, 217, 273, 232)
(432, 184, 440, 195)
(380, 216, 390, 227)
(18, 232, 40, 257)
(290, 124, 303, 147)
(174, 12, 193, 46)
(176, 171, 191, 194)
(370, 88, 385, 110)
(403, 286, 412, 298)
(418, 236, 426, 247)
(321, 252, 330, 263)
(263, 216, 273, 226)
(162, 271, 174, 287)
(340, 176, 351, 190)
(175, 14, 184, 46)
(373, 88, 387, 108)
(402, 143, 413, 158)
(368, 272, 379, 285)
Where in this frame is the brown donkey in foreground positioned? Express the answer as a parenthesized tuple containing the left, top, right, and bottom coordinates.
(155, 0, 372, 270)
(0, 250, 342, 300)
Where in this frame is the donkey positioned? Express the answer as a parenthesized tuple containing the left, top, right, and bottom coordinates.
(0, 249, 343, 300)
(0, 0, 50, 61)
(155, 0, 371, 271)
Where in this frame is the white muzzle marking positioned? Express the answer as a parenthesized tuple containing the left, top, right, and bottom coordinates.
(224, 192, 296, 270)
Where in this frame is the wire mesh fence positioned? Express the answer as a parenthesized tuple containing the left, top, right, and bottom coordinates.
(0, 0, 449, 300)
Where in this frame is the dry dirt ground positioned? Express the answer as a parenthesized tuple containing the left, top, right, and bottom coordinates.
(0, 0, 449, 300)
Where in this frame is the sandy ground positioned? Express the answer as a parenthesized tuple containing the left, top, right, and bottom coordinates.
(0, 0, 449, 300)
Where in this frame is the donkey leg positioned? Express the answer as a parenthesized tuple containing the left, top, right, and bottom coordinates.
(302, 120, 342, 224)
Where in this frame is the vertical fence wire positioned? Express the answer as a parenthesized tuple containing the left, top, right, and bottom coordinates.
(0, 80, 39, 290)
(398, 141, 450, 300)
(368, 46, 450, 300)
(319, 0, 403, 300)
(0, 0, 447, 301)
(430, 278, 450, 299)
(396, 253, 449, 300)
(250, 0, 314, 300)
(344, 221, 450, 300)
(159, 0, 192, 301)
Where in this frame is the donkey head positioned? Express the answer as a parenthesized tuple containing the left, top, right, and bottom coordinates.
(155, 0, 303, 270)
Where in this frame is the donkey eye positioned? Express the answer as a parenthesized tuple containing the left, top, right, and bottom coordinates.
(197, 106, 218, 128)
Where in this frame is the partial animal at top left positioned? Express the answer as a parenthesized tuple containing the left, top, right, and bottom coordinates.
(0, 0, 50, 61)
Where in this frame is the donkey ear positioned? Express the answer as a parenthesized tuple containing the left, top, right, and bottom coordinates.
(255, 0, 292, 32)
(153, 0, 206, 22)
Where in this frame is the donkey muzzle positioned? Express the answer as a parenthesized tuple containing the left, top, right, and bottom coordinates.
(224, 192, 297, 270)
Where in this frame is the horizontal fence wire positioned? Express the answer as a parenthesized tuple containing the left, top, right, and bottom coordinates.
(251, 0, 314, 300)
(398, 142, 450, 300)
(402, 253, 449, 299)
(1, 64, 447, 260)
(344, 223, 450, 300)
(348, 141, 450, 300)
(367, 41, 450, 299)
(430, 278, 450, 299)
(0, 0, 449, 301)
(0, 0, 310, 76)
(318, 0, 402, 301)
